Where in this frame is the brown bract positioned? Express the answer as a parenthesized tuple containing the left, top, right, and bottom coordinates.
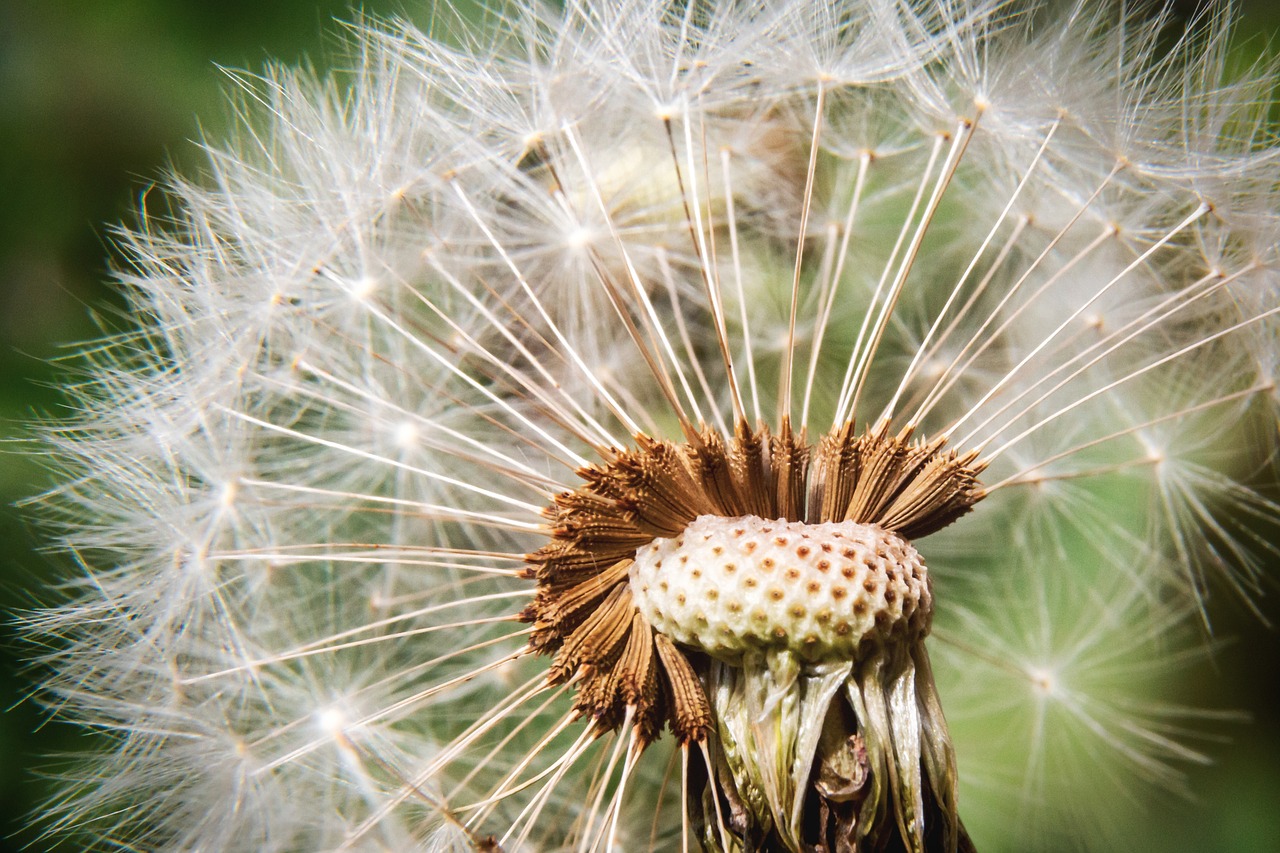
(519, 418, 986, 747)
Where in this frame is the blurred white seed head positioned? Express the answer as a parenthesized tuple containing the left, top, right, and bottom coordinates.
(26, 1, 1280, 851)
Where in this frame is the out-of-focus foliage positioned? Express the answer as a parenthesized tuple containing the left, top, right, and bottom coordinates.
(0, 1, 1276, 850)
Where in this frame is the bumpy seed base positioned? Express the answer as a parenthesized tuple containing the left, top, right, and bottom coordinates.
(629, 515, 932, 662)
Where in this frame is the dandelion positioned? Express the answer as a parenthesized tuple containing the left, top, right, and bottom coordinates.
(27, 1, 1280, 851)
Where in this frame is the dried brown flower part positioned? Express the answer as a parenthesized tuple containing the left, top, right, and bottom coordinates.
(517, 416, 984, 850)
(519, 418, 984, 742)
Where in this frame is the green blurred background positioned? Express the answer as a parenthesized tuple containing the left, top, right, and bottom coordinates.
(0, 1, 1276, 850)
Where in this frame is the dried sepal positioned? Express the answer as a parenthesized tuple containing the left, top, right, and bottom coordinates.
(548, 583, 634, 683)
(654, 633, 712, 744)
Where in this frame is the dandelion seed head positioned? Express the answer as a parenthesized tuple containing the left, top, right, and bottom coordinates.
(1026, 666, 1059, 699)
(24, 0, 1280, 850)
(316, 706, 350, 737)
(392, 420, 421, 449)
(347, 275, 380, 301)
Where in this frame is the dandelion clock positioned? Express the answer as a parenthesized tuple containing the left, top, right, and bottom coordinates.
(26, 1, 1280, 850)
